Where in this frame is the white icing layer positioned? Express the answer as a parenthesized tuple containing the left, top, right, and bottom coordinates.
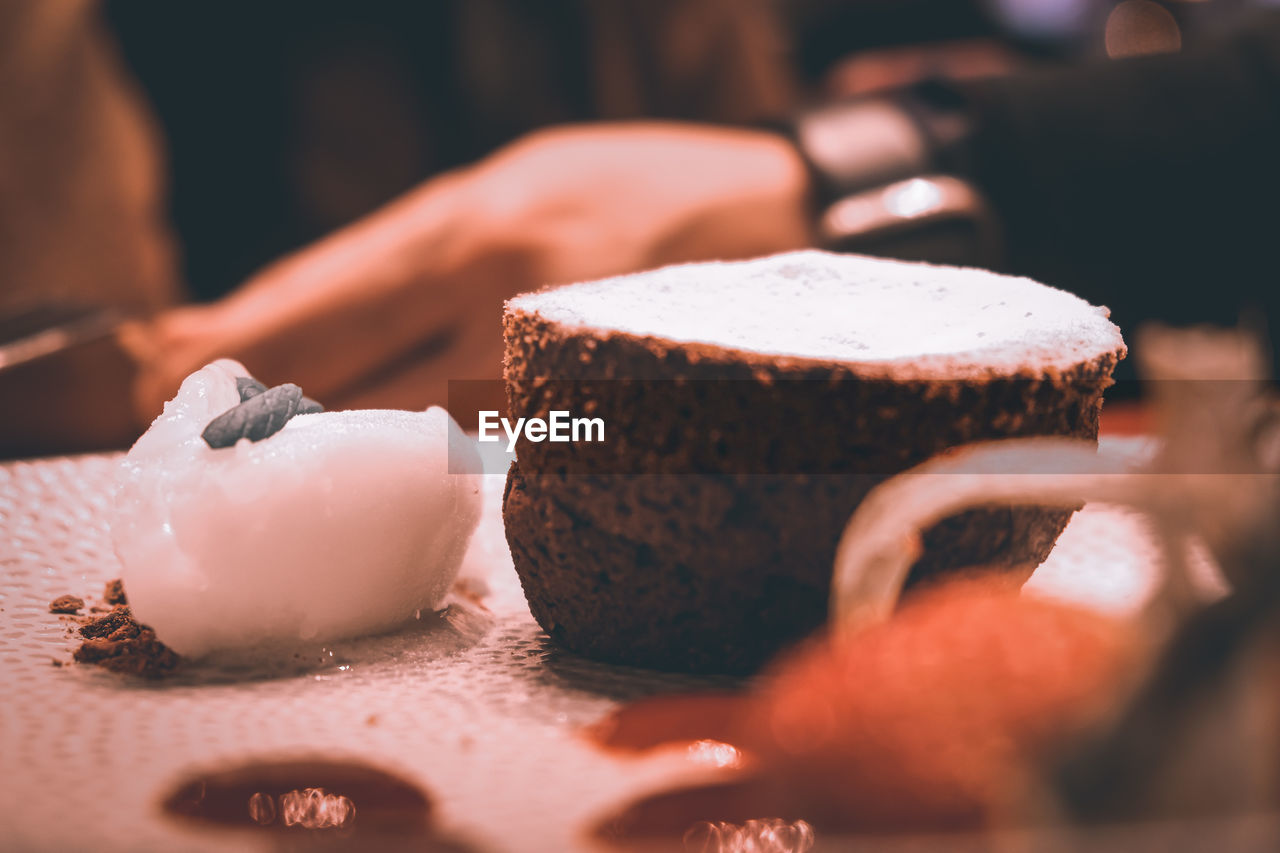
(509, 251, 1124, 374)
(113, 360, 483, 657)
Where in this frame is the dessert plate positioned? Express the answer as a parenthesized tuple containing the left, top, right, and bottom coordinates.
(0, 442, 1262, 851)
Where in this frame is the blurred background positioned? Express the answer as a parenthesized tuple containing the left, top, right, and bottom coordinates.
(2, 0, 1278, 456)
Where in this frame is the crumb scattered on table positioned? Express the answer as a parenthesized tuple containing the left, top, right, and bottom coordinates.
(74, 628, 180, 678)
(79, 606, 137, 639)
(47, 581, 180, 677)
(49, 595, 84, 615)
(103, 579, 127, 606)
(56, 600, 183, 679)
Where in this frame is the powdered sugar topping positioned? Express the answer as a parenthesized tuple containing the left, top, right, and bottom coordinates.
(509, 251, 1124, 375)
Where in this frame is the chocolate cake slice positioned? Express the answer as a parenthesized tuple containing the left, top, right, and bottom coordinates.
(502, 251, 1125, 674)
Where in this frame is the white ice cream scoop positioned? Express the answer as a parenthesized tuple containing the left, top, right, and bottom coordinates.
(112, 359, 483, 657)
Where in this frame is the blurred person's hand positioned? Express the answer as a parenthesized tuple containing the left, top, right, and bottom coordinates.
(122, 122, 813, 424)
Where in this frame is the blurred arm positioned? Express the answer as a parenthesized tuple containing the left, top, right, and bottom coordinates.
(124, 123, 812, 422)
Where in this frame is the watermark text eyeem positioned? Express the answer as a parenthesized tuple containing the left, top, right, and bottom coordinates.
(477, 410, 605, 452)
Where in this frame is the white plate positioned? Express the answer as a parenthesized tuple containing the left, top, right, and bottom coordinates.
(0, 445, 1251, 852)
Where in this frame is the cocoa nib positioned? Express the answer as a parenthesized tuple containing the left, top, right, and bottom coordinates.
(103, 578, 127, 606)
(73, 604, 182, 678)
(49, 595, 84, 615)
(79, 606, 136, 639)
(48, 580, 182, 679)
(74, 627, 180, 678)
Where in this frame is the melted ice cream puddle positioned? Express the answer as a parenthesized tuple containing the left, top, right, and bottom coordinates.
(112, 360, 483, 658)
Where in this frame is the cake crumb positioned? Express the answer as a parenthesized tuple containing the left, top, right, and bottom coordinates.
(79, 606, 136, 639)
(51, 658, 64, 667)
(103, 579, 128, 606)
(65, 603, 182, 678)
(49, 595, 84, 615)
(74, 627, 180, 678)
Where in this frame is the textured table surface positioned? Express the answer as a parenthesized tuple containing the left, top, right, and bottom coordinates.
(0, 448, 1265, 852)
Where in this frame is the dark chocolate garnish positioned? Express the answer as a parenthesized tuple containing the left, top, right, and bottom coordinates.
(297, 396, 325, 415)
(236, 376, 269, 401)
(202, 383, 303, 449)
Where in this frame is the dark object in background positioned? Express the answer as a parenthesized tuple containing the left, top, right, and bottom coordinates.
(947, 16, 1280, 352)
(103, 2, 471, 302)
(103, 0, 792, 302)
(790, 9, 1280, 383)
(787, 0, 999, 83)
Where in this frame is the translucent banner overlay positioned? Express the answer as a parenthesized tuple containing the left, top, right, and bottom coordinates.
(447, 379, 1277, 477)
